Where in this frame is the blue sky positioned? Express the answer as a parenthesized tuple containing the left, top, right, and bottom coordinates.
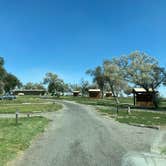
(0, 0, 166, 95)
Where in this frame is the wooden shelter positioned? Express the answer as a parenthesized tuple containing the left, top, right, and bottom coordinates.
(132, 88, 155, 107)
(88, 89, 101, 98)
(73, 91, 80, 97)
(12, 90, 46, 96)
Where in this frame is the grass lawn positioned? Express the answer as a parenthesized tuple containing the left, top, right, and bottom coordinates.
(0, 96, 48, 105)
(99, 108, 166, 126)
(59, 96, 166, 111)
(0, 103, 62, 114)
(57, 96, 133, 106)
(161, 148, 166, 155)
(0, 117, 49, 166)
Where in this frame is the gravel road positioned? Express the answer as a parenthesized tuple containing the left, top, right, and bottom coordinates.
(11, 100, 158, 166)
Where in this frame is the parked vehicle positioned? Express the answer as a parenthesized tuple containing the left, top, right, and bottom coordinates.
(0, 95, 16, 100)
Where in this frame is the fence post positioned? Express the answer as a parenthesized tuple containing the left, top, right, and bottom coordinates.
(116, 104, 119, 114)
(127, 105, 131, 115)
(16, 110, 19, 125)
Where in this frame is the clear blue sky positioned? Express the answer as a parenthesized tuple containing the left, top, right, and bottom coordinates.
(0, 0, 166, 95)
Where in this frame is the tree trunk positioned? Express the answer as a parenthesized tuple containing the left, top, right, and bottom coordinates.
(114, 95, 120, 105)
(101, 89, 104, 99)
(110, 86, 120, 114)
(100, 85, 104, 99)
(152, 91, 159, 108)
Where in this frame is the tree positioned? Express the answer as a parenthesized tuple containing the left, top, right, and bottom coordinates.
(104, 59, 128, 105)
(80, 79, 89, 96)
(0, 57, 21, 93)
(68, 83, 81, 92)
(0, 57, 7, 93)
(24, 82, 35, 90)
(43, 72, 65, 95)
(86, 66, 106, 98)
(0, 81, 4, 94)
(0, 57, 6, 78)
(23, 82, 45, 90)
(104, 51, 166, 105)
(3, 73, 22, 92)
(63, 83, 70, 93)
(124, 51, 166, 107)
(125, 51, 166, 90)
(123, 86, 133, 96)
(33, 83, 45, 90)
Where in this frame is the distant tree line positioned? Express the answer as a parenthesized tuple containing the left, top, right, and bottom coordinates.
(0, 56, 90, 96)
(23, 82, 45, 90)
(1, 50, 166, 107)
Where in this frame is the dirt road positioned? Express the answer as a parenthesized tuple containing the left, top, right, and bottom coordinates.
(13, 101, 158, 166)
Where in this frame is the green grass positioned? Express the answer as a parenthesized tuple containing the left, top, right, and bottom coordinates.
(58, 96, 133, 106)
(0, 103, 62, 114)
(0, 96, 48, 105)
(61, 96, 133, 106)
(99, 108, 166, 126)
(161, 148, 166, 155)
(58, 96, 166, 111)
(0, 117, 49, 166)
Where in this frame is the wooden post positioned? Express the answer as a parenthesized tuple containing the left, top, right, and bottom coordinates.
(116, 104, 119, 114)
(16, 111, 19, 125)
(127, 106, 131, 115)
(133, 93, 136, 106)
(27, 113, 30, 118)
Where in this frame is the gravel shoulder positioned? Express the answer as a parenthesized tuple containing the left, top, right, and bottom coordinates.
(9, 100, 159, 166)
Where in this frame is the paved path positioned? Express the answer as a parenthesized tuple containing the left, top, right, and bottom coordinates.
(9, 101, 158, 166)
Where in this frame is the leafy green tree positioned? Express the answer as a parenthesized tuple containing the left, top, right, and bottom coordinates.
(52, 80, 65, 94)
(3, 73, 22, 92)
(123, 86, 133, 96)
(104, 51, 166, 106)
(24, 82, 45, 90)
(125, 51, 166, 90)
(0, 81, 4, 94)
(47, 82, 56, 94)
(33, 83, 45, 90)
(0, 57, 7, 93)
(0, 57, 21, 93)
(63, 83, 70, 93)
(0, 57, 6, 77)
(104, 60, 128, 104)
(87, 83, 98, 89)
(80, 79, 89, 96)
(24, 82, 35, 90)
(86, 66, 106, 98)
(110, 51, 166, 107)
(69, 83, 81, 92)
(43, 72, 65, 95)
(124, 51, 166, 107)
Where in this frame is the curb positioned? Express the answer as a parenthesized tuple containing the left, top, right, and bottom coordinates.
(128, 123, 160, 130)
